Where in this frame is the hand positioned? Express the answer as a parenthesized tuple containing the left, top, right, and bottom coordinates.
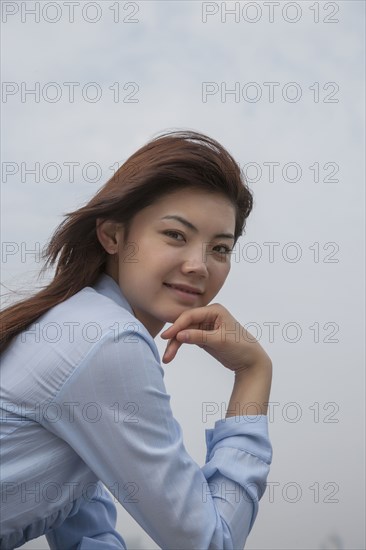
(160, 303, 271, 373)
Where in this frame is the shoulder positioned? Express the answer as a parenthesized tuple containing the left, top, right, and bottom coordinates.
(41, 285, 159, 359)
(1, 286, 161, 403)
(37, 287, 154, 343)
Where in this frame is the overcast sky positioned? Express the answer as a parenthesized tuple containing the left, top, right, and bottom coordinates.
(1, 1, 365, 549)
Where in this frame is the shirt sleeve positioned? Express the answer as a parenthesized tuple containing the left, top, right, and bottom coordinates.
(41, 329, 272, 550)
(45, 481, 127, 550)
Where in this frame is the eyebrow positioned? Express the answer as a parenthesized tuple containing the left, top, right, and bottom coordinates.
(160, 215, 235, 240)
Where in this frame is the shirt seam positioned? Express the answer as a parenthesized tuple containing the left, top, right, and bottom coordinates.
(46, 328, 143, 405)
(208, 445, 272, 465)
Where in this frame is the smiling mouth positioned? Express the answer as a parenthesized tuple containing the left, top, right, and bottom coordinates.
(163, 283, 201, 295)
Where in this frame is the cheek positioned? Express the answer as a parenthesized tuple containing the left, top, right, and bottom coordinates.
(136, 244, 175, 277)
(209, 261, 231, 287)
(210, 257, 231, 276)
(150, 245, 179, 266)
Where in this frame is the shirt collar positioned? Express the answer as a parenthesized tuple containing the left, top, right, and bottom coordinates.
(92, 272, 135, 316)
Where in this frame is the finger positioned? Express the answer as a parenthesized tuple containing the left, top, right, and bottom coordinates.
(161, 322, 197, 341)
(163, 338, 181, 360)
(162, 338, 182, 363)
(176, 328, 217, 346)
(160, 307, 218, 339)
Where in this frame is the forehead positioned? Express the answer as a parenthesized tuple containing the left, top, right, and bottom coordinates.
(145, 188, 236, 222)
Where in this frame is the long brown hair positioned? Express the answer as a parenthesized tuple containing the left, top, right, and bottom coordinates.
(0, 130, 253, 354)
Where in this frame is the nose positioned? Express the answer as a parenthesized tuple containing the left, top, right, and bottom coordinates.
(180, 247, 209, 278)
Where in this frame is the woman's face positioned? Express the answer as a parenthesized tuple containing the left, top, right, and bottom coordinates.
(104, 188, 236, 337)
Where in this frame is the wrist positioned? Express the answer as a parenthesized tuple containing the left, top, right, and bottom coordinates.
(234, 356, 272, 377)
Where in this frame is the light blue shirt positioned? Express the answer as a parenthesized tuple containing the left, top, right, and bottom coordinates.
(0, 272, 272, 549)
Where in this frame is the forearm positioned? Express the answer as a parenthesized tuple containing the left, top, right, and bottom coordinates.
(226, 360, 272, 417)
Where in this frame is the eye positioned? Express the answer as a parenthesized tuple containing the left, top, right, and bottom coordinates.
(163, 230, 185, 241)
(213, 244, 232, 255)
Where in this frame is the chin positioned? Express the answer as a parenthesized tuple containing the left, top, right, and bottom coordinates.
(162, 312, 181, 324)
(158, 307, 187, 324)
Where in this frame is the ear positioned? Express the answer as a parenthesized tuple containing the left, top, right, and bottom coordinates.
(96, 219, 123, 254)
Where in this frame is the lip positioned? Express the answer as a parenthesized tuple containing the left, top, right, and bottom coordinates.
(164, 283, 202, 294)
(163, 283, 203, 295)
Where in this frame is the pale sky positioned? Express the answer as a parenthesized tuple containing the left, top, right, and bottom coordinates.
(1, 1, 365, 549)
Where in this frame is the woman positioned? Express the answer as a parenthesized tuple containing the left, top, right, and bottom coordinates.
(0, 130, 273, 549)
